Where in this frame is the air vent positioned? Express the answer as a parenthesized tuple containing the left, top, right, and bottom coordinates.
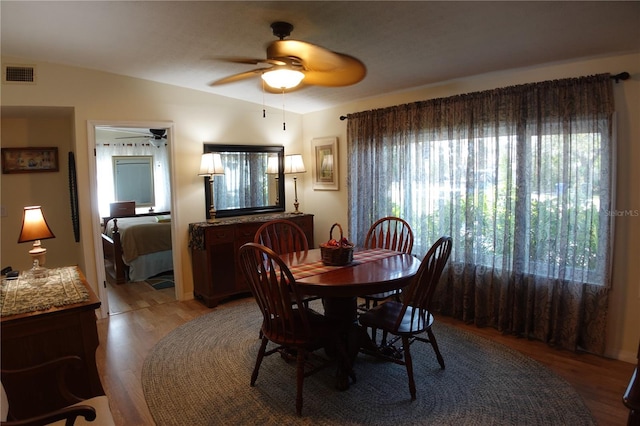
(3, 65, 36, 84)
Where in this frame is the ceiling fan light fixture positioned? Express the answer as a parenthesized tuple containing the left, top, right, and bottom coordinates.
(261, 68, 304, 89)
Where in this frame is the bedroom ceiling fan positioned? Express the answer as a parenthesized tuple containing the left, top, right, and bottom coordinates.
(115, 129, 167, 146)
(209, 21, 367, 92)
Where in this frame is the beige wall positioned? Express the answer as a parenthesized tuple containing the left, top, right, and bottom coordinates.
(1, 108, 81, 271)
(1, 52, 638, 362)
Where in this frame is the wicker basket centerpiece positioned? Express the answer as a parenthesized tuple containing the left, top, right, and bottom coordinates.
(319, 223, 354, 266)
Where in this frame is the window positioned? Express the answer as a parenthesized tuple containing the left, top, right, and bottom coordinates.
(113, 156, 155, 207)
(386, 129, 608, 285)
(95, 127, 171, 218)
(348, 76, 613, 287)
(347, 75, 615, 352)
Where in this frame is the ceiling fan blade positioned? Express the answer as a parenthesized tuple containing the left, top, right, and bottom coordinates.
(115, 135, 149, 140)
(302, 54, 367, 87)
(209, 68, 270, 86)
(215, 56, 287, 66)
(267, 40, 366, 86)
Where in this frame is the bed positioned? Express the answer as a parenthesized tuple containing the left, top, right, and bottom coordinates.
(101, 204, 172, 284)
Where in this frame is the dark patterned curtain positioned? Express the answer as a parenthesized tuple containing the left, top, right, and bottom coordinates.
(347, 74, 614, 354)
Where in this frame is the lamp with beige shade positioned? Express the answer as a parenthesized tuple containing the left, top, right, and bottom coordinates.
(284, 154, 306, 215)
(198, 153, 225, 223)
(17, 206, 55, 278)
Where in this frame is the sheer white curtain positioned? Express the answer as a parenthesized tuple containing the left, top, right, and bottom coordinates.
(215, 152, 269, 210)
(96, 142, 171, 218)
(347, 74, 615, 354)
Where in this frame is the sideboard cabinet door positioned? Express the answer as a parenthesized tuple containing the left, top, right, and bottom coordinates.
(288, 214, 314, 247)
(233, 222, 263, 291)
(191, 226, 235, 307)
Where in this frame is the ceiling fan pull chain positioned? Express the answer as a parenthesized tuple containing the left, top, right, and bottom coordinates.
(282, 89, 286, 131)
(262, 78, 266, 118)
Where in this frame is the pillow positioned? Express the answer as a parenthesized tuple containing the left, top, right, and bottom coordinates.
(155, 214, 171, 223)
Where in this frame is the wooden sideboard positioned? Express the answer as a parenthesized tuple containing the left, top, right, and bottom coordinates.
(189, 213, 314, 307)
(0, 266, 104, 419)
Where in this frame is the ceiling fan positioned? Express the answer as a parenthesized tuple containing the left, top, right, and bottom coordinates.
(209, 21, 366, 92)
(115, 128, 167, 141)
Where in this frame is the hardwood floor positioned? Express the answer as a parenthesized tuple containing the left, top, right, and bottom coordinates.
(95, 292, 635, 425)
(106, 279, 175, 314)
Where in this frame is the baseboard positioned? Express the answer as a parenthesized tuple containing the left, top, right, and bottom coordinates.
(608, 348, 638, 364)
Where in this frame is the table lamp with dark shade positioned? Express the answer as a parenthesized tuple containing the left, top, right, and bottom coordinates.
(18, 205, 55, 277)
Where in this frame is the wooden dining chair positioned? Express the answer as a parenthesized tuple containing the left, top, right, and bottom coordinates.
(254, 219, 320, 308)
(359, 216, 415, 311)
(238, 242, 350, 416)
(254, 219, 309, 261)
(358, 236, 452, 400)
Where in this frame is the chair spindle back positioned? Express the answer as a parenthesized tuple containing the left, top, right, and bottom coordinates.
(364, 216, 414, 254)
(254, 219, 309, 261)
(395, 236, 452, 332)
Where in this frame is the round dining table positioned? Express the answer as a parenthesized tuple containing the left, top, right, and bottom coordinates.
(283, 247, 422, 389)
(286, 247, 420, 321)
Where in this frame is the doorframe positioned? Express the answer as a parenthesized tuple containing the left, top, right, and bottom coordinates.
(87, 120, 180, 317)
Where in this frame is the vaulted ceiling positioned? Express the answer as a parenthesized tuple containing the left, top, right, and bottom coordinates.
(2, 1, 639, 114)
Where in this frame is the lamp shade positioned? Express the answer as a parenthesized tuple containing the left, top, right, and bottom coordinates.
(261, 69, 305, 89)
(198, 153, 225, 176)
(284, 154, 306, 174)
(266, 156, 279, 174)
(18, 206, 55, 243)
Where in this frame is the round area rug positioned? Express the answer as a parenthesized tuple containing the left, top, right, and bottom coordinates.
(142, 297, 596, 425)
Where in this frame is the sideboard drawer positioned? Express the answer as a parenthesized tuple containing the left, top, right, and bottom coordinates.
(205, 227, 235, 244)
(235, 223, 262, 242)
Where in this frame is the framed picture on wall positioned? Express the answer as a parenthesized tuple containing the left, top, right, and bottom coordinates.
(1, 147, 59, 174)
(311, 137, 339, 191)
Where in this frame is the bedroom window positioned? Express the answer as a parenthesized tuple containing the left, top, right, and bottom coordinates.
(113, 156, 155, 207)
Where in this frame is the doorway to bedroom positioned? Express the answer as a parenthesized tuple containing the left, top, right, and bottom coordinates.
(94, 124, 176, 314)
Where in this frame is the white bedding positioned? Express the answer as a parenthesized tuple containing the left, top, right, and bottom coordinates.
(104, 215, 160, 237)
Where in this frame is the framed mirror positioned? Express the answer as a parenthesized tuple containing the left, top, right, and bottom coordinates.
(202, 144, 285, 218)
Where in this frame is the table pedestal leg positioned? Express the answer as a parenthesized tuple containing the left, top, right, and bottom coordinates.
(322, 297, 370, 390)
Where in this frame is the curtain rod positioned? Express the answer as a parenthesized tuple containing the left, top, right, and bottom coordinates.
(339, 71, 630, 121)
(611, 71, 630, 83)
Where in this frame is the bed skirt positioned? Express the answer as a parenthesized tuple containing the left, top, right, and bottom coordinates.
(127, 250, 173, 282)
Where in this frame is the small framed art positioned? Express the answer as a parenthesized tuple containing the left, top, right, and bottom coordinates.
(1, 147, 59, 174)
(311, 137, 339, 191)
